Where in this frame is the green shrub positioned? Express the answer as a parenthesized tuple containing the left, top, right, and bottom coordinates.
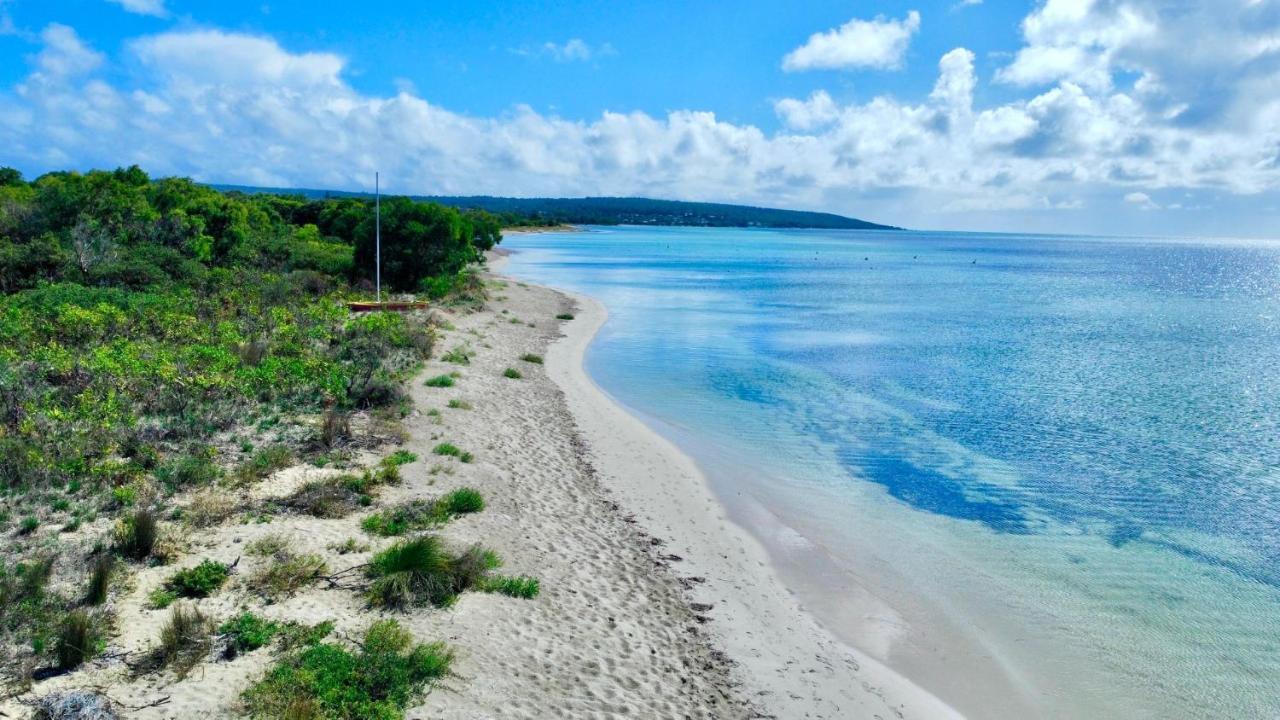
(56, 610, 102, 669)
(148, 587, 178, 609)
(219, 612, 281, 655)
(386, 450, 417, 466)
(446, 398, 472, 410)
(114, 508, 158, 560)
(556, 313, 574, 320)
(233, 445, 293, 485)
(156, 451, 221, 489)
(242, 619, 451, 720)
(519, 353, 543, 364)
(502, 367, 522, 379)
(164, 559, 229, 598)
(246, 533, 291, 557)
(423, 374, 455, 388)
(18, 515, 39, 534)
(432, 443, 463, 458)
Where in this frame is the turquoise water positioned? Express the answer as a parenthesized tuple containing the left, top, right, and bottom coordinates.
(503, 226, 1280, 718)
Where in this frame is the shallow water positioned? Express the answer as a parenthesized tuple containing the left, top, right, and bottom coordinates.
(503, 226, 1280, 718)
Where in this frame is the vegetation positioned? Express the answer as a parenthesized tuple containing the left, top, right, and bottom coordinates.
(242, 619, 451, 720)
(113, 509, 158, 561)
(251, 551, 328, 600)
(555, 313, 575, 321)
(219, 611, 281, 655)
(503, 367, 523, 379)
(446, 398, 472, 410)
(360, 488, 485, 537)
(55, 610, 103, 669)
(85, 555, 114, 606)
(364, 536, 528, 610)
(162, 559, 230, 599)
(156, 603, 213, 679)
(431, 443, 473, 463)
(423, 374, 455, 388)
(519, 353, 543, 364)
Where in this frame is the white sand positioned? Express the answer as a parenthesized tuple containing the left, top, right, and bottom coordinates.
(531, 277, 963, 720)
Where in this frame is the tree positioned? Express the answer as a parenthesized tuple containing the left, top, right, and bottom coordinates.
(352, 198, 473, 292)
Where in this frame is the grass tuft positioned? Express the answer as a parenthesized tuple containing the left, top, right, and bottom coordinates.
(56, 610, 103, 669)
(252, 552, 328, 600)
(440, 345, 472, 365)
(360, 488, 484, 537)
(113, 508, 158, 560)
(519, 353, 543, 364)
(423, 374, 455, 388)
(556, 313, 574, 320)
(85, 555, 115, 606)
(446, 398, 472, 410)
(157, 603, 213, 679)
(478, 574, 541, 599)
(502, 367, 522, 379)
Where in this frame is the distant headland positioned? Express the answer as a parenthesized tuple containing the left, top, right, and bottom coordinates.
(210, 184, 900, 231)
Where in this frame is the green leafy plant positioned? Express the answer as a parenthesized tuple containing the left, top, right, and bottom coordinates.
(242, 619, 451, 720)
(502, 367, 522, 379)
(386, 450, 417, 466)
(219, 612, 281, 655)
(423, 374, 455, 388)
(360, 488, 484, 537)
(163, 559, 230, 599)
(440, 345, 472, 365)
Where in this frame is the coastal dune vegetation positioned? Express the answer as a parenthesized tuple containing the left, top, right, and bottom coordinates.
(0, 165, 544, 715)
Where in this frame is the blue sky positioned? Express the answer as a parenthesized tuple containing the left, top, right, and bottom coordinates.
(2, 0, 1279, 237)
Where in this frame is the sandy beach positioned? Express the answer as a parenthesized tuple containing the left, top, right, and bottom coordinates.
(2, 251, 956, 719)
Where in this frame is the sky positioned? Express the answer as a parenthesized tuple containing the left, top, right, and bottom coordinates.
(1, 1, 1279, 238)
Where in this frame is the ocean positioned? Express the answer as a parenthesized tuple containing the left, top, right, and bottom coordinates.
(502, 226, 1280, 718)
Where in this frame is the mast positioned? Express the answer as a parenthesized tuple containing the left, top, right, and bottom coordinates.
(375, 171, 381, 305)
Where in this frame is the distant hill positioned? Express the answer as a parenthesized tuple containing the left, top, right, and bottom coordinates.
(210, 184, 899, 230)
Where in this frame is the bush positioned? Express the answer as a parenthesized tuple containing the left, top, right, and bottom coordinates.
(18, 515, 39, 534)
(219, 612, 281, 655)
(432, 443, 462, 458)
(86, 555, 114, 606)
(502, 367, 522, 379)
(148, 587, 177, 609)
(281, 467, 395, 518)
(233, 445, 293, 485)
(156, 451, 221, 489)
(157, 603, 212, 679)
(164, 559, 229, 598)
(113, 509, 157, 560)
(446, 398, 471, 410)
(519, 353, 543, 364)
(423, 374, 454, 388)
(556, 313, 574, 320)
(242, 619, 451, 720)
(56, 610, 102, 669)
(320, 406, 350, 449)
(184, 488, 235, 528)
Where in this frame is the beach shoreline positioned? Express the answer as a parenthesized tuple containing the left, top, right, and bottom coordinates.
(499, 249, 964, 719)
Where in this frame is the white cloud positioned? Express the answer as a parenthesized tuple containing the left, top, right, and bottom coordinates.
(1124, 191, 1159, 209)
(3, 16, 1280, 234)
(106, 0, 167, 17)
(513, 38, 615, 63)
(782, 11, 921, 71)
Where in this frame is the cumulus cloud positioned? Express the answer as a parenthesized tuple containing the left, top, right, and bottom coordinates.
(782, 11, 921, 71)
(106, 0, 167, 17)
(1124, 191, 1159, 209)
(2, 13, 1280, 229)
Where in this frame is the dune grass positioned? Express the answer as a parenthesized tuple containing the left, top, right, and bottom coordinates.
(361, 488, 485, 537)
(157, 603, 213, 679)
(365, 536, 533, 610)
(446, 398, 472, 410)
(519, 353, 543, 364)
(502, 367, 522, 379)
(423, 374, 455, 388)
